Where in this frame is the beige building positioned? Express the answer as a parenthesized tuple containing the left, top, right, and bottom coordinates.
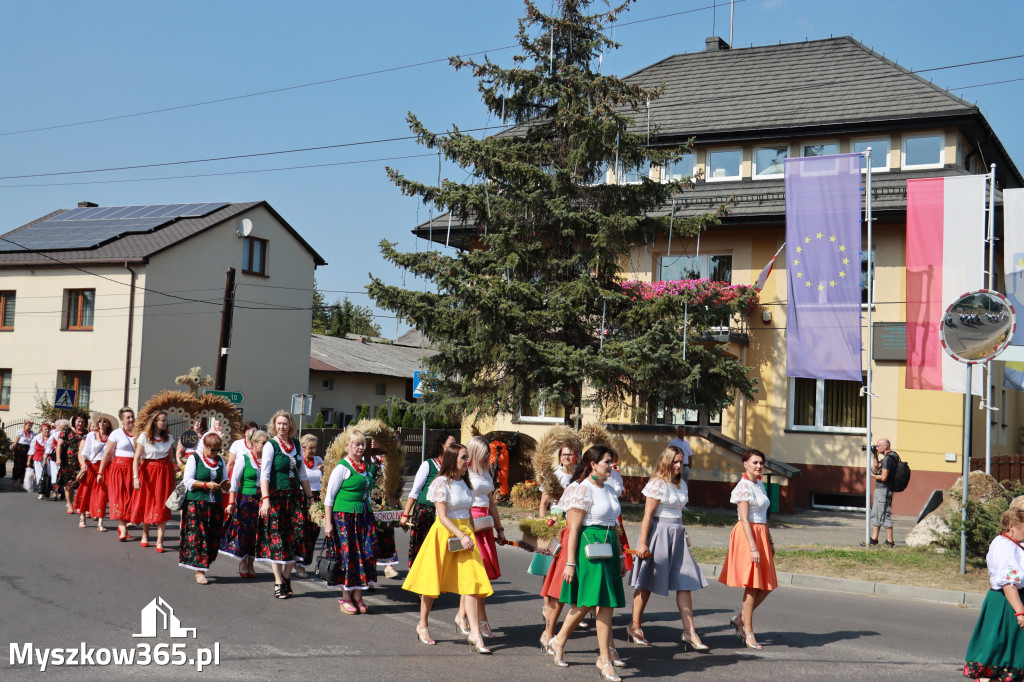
(0, 201, 325, 424)
(417, 37, 1023, 515)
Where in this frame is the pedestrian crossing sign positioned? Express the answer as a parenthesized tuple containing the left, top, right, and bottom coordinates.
(54, 388, 76, 410)
(412, 371, 431, 398)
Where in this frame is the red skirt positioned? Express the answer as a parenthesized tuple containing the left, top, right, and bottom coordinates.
(540, 526, 571, 599)
(74, 461, 108, 518)
(126, 458, 173, 525)
(106, 457, 134, 521)
(718, 522, 778, 591)
(471, 506, 501, 580)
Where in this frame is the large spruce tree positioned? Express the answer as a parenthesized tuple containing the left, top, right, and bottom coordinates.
(369, 0, 757, 424)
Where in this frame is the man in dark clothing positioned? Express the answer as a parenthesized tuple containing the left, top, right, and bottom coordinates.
(869, 438, 898, 547)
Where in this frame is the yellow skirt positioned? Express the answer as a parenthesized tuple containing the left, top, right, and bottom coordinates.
(402, 517, 494, 598)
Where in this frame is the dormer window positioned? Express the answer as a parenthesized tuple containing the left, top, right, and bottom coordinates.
(662, 153, 697, 183)
(852, 138, 890, 173)
(902, 133, 944, 170)
(706, 149, 742, 182)
(753, 146, 789, 178)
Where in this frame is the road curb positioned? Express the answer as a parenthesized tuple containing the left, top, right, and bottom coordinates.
(698, 563, 984, 608)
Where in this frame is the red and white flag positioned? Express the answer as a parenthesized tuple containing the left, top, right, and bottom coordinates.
(754, 243, 785, 291)
(905, 175, 986, 393)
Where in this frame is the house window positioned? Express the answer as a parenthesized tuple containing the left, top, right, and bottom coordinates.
(861, 248, 876, 306)
(58, 370, 91, 410)
(0, 291, 14, 330)
(753, 146, 788, 177)
(902, 133, 944, 169)
(321, 378, 333, 390)
(789, 377, 865, 432)
(620, 158, 652, 184)
(519, 393, 567, 422)
(802, 142, 840, 157)
(662, 153, 697, 182)
(852, 138, 890, 172)
(659, 254, 732, 283)
(319, 407, 334, 425)
(706, 149, 742, 181)
(242, 236, 268, 275)
(64, 289, 95, 330)
(588, 161, 612, 185)
(375, 382, 387, 396)
(0, 369, 10, 409)
(658, 403, 721, 427)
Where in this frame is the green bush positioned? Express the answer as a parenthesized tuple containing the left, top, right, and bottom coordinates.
(356, 404, 371, 423)
(401, 410, 416, 428)
(377, 404, 390, 426)
(310, 412, 325, 428)
(943, 480, 1023, 559)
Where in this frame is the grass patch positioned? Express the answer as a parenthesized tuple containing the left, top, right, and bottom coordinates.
(690, 544, 990, 593)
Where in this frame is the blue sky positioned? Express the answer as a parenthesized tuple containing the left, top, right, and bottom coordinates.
(2, 0, 1021, 336)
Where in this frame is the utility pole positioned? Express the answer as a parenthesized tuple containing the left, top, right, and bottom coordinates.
(215, 267, 236, 390)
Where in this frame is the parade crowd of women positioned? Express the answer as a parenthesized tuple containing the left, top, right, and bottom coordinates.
(7, 411, 1020, 680)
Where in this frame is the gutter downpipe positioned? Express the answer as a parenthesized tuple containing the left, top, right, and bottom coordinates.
(123, 263, 136, 407)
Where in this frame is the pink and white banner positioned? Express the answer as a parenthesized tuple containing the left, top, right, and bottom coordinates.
(905, 175, 986, 394)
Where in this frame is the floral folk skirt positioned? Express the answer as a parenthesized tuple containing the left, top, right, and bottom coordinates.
(292, 490, 318, 567)
(106, 457, 134, 521)
(219, 492, 260, 559)
(964, 588, 1024, 681)
(57, 455, 81, 498)
(323, 508, 379, 590)
(255, 488, 300, 564)
(126, 458, 173, 525)
(407, 502, 436, 568)
(376, 525, 399, 566)
(178, 501, 224, 572)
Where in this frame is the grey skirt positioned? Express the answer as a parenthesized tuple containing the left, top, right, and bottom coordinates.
(629, 516, 708, 595)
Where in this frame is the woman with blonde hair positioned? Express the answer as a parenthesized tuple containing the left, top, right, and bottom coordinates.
(256, 410, 314, 599)
(719, 449, 777, 650)
(322, 430, 379, 614)
(220, 429, 270, 579)
(100, 407, 136, 541)
(963, 507, 1024, 680)
(403, 442, 494, 653)
(453, 436, 506, 637)
(129, 410, 176, 552)
(628, 446, 709, 648)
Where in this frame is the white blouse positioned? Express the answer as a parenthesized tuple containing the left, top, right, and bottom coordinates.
(17, 429, 36, 446)
(29, 433, 56, 456)
(259, 438, 309, 484)
(183, 455, 223, 504)
(469, 471, 494, 508)
(641, 477, 689, 519)
(565, 479, 621, 527)
(986, 534, 1024, 591)
(607, 469, 624, 497)
(407, 459, 439, 501)
(554, 469, 573, 488)
(109, 428, 136, 458)
(136, 433, 174, 460)
(730, 477, 770, 524)
(303, 456, 325, 491)
(426, 477, 473, 519)
(552, 480, 579, 513)
(81, 432, 108, 463)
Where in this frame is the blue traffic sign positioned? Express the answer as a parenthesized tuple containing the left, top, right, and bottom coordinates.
(54, 388, 77, 410)
(413, 371, 430, 398)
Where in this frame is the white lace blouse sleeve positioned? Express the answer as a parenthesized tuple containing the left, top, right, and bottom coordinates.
(729, 478, 755, 504)
(229, 458, 245, 492)
(323, 465, 351, 510)
(259, 442, 275, 483)
(641, 478, 668, 501)
(988, 537, 1024, 590)
(426, 477, 449, 505)
(565, 483, 593, 513)
(182, 455, 198, 490)
(607, 469, 624, 497)
(408, 461, 431, 501)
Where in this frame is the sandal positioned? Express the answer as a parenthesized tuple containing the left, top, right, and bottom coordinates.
(454, 615, 470, 635)
(545, 639, 568, 668)
(355, 598, 369, 614)
(730, 615, 744, 636)
(608, 648, 626, 667)
(339, 599, 358, 615)
(596, 658, 622, 682)
(479, 620, 494, 639)
(467, 634, 492, 654)
(283, 579, 293, 596)
(681, 631, 710, 651)
(743, 631, 763, 650)
(415, 624, 435, 645)
(195, 573, 209, 585)
(274, 584, 288, 599)
(540, 631, 552, 651)
(626, 622, 649, 646)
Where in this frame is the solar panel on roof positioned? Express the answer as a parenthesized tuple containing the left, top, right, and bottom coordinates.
(0, 202, 230, 253)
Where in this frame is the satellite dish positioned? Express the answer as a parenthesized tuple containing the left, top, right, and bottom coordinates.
(940, 289, 1016, 363)
(237, 218, 253, 237)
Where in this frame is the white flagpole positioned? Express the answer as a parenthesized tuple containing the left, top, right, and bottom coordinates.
(984, 163, 997, 474)
(863, 148, 875, 548)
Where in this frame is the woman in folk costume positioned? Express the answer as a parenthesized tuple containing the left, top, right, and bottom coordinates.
(293, 433, 324, 579)
(400, 431, 456, 567)
(129, 410, 176, 552)
(55, 412, 88, 511)
(29, 422, 57, 499)
(539, 447, 582, 650)
(178, 433, 230, 584)
(99, 407, 137, 540)
(403, 442, 494, 653)
(11, 420, 35, 490)
(255, 410, 314, 600)
(718, 449, 778, 650)
(220, 429, 270, 579)
(322, 430, 379, 615)
(73, 412, 117, 531)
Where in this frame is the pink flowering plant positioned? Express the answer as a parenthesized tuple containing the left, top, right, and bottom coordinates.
(620, 279, 760, 314)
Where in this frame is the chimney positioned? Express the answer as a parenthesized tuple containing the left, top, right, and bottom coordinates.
(78, 201, 98, 208)
(705, 36, 730, 52)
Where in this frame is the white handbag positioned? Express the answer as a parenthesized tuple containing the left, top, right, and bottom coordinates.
(472, 515, 494, 531)
(583, 526, 613, 560)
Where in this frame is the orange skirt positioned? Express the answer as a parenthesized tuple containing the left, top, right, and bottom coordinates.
(718, 522, 777, 591)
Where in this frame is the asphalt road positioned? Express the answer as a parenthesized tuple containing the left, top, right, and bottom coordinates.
(0, 478, 981, 680)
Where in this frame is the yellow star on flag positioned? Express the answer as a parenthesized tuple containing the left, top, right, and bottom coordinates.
(793, 259, 799, 266)
(839, 245, 846, 252)
(829, 280, 836, 287)
(805, 236, 811, 243)
(797, 271, 803, 279)
(805, 281, 813, 287)
(839, 270, 846, 278)
(796, 245, 803, 253)
(816, 232, 823, 239)
(829, 235, 836, 242)
(842, 257, 850, 265)
(818, 282, 824, 291)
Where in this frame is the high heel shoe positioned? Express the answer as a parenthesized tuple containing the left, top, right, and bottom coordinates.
(607, 648, 626, 667)
(730, 615, 744, 636)
(540, 632, 552, 651)
(626, 623, 649, 646)
(545, 639, 568, 667)
(742, 630, 762, 650)
(454, 615, 471, 635)
(479, 620, 494, 639)
(415, 624, 435, 645)
(467, 634, 492, 654)
(596, 658, 622, 682)
(681, 632, 710, 651)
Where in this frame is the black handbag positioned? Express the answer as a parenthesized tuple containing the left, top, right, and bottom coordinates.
(314, 554, 341, 586)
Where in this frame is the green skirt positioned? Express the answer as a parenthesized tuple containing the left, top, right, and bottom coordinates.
(559, 525, 624, 608)
(964, 588, 1024, 681)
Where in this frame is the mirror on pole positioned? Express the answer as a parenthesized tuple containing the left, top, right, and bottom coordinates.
(939, 290, 1015, 363)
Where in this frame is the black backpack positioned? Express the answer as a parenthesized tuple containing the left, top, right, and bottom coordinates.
(889, 452, 911, 493)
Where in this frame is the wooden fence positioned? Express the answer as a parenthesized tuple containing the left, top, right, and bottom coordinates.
(970, 455, 1024, 485)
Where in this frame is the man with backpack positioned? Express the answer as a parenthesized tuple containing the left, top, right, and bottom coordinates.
(869, 438, 900, 547)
